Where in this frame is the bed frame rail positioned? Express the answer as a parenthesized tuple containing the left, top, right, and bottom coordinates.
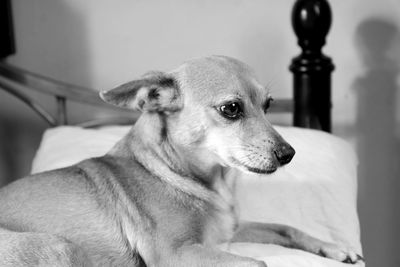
(0, 62, 137, 127)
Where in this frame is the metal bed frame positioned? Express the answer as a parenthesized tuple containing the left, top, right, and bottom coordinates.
(0, 0, 334, 132)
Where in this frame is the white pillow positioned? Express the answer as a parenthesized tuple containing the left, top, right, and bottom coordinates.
(31, 125, 362, 267)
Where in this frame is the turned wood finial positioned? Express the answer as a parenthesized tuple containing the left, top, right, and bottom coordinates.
(292, 0, 332, 54)
(290, 0, 334, 132)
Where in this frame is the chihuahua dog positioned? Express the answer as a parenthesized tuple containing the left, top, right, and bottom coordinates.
(0, 56, 362, 266)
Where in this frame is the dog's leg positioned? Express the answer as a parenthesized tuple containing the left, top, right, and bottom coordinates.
(172, 244, 267, 267)
(0, 228, 92, 267)
(232, 221, 363, 264)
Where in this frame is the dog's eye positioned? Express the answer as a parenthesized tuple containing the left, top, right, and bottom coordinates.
(219, 102, 243, 120)
(264, 97, 274, 113)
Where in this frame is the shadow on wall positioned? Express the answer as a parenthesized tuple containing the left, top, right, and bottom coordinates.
(353, 18, 400, 266)
(0, 0, 90, 186)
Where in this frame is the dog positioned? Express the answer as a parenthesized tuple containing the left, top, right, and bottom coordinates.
(0, 56, 363, 266)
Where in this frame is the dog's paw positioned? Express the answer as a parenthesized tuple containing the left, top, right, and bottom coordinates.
(318, 243, 364, 264)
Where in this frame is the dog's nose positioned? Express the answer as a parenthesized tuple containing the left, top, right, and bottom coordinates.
(274, 144, 296, 165)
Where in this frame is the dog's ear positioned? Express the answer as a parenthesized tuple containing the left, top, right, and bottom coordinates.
(100, 71, 182, 112)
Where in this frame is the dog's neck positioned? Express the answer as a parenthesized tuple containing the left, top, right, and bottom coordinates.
(109, 113, 227, 201)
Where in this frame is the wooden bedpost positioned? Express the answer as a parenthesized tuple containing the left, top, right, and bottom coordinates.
(290, 0, 334, 132)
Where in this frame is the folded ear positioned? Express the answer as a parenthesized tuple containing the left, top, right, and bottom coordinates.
(100, 71, 182, 112)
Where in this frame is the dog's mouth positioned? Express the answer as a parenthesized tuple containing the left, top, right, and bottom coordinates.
(229, 157, 278, 174)
(243, 165, 277, 174)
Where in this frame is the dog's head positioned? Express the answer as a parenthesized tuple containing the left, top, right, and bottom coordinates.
(100, 56, 295, 174)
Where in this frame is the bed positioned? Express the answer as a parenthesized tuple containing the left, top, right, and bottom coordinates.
(0, 0, 364, 266)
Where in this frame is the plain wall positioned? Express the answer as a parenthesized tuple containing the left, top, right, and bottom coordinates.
(0, 0, 399, 266)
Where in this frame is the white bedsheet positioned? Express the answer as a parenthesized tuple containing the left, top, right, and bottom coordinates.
(31, 125, 364, 267)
